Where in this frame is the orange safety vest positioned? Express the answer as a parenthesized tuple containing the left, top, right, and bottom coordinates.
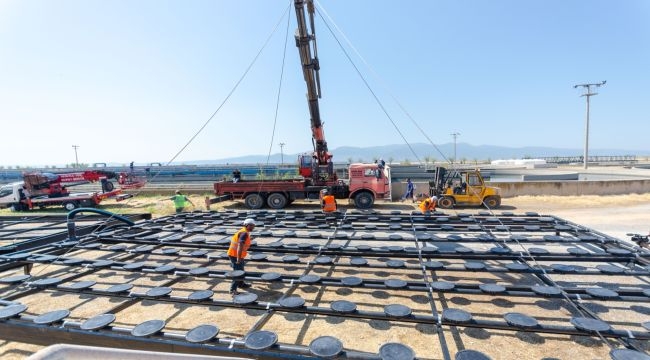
(322, 195, 337, 212)
(419, 199, 435, 213)
(227, 227, 252, 258)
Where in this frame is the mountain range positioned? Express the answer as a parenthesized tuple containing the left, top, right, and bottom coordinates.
(187, 142, 643, 165)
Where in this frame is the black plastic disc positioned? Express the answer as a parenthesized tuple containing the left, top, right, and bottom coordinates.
(567, 247, 589, 256)
(80, 313, 115, 330)
(528, 247, 549, 255)
(455, 349, 492, 360)
(479, 284, 506, 294)
(571, 317, 611, 332)
(610, 349, 650, 360)
(0, 304, 27, 320)
(361, 233, 376, 239)
(245, 330, 278, 350)
(188, 290, 213, 301)
(607, 248, 632, 256)
(6, 253, 31, 260)
(597, 265, 626, 274)
(386, 260, 405, 268)
(423, 261, 445, 270)
(109, 244, 127, 251)
(315, 256, 332, 264)
(62, 258, 84, 265)
(154, 264, 175, 273)
(586, 287, 619, 299)
(489, 247, 511, 254)
(464, 262, 486, 271)
(552, 264, 578, 273)
(189, 267, 210, 276)
(91, 260, 114, 268)
(123, 262, 146, 270)
(226, 270, 245, 278)
(309, 336, 343, 358)
(442, 308, 473, 323)
(282, 255, 300, 263)
(341, 276, 363, 287)
(0, 274, 31, 284)
(431, 281, 455, 291)
(455, 247, 473, 254)
(504, 312, 538, 328)
(132, 319, 165, 337)
(350, 257, 368, 266)
(279, 296, 305, 308)
(642, 321, 650, 331)
(186, 324, 219, 343)
(33, 309, 70, 325)
(379, 342, 415, 360)
(146, 287, 172, 297)
(261, 272, 282, 281)
(65, 280, 96, 290)
(105, 283, 133, 294)
(330, 300, 357, 313)
(250, 253, 268, 261)
(384, 304, 412, 318)
(384, 279, 408, 289)
(233, 292, 258, 305)
(531, 285, 562, 297)
(300, 274, 321, 284)
(31, 278, 62, 288)
(505, 263, 529, 271)
(32, 254, 59, 262)
(356, 245, 371, 251)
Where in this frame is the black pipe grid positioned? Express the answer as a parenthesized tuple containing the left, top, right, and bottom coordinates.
(0, 209, 648, 359)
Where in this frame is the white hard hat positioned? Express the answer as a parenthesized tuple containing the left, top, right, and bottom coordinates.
(430, 196, 438, 201)
(243, 218, 256, 226)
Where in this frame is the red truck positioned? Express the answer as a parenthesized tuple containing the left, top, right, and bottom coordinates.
(212, 0, 391, 210)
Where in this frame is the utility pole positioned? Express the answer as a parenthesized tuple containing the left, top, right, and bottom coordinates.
(72, 145, 80, 168)
(450, 132, 460, 164)
(279, 142, 286, 165)
(573, 81, 606, 169)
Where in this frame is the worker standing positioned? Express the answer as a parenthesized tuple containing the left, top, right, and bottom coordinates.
(321, 189, 337, 213)
(228, 218, 255, 295)
(401, 178, 416, 203)
(169, 190, 194, 213)
(419, 195, 437, 215)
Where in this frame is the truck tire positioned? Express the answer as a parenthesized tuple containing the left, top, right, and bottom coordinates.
(267, 193, 287, 209)
(63, 201, 79, 211)
(244, 193, 264, 209)
(353, 192, 374, 209)
(104, 181, 115, 192)
(483, 196, 501, 209)
(438, 196, 455, 209)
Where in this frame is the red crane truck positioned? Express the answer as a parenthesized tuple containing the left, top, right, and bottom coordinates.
(212, 0, 391, 210)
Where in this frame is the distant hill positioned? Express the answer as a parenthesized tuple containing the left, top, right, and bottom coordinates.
(184, 142, 641, 165)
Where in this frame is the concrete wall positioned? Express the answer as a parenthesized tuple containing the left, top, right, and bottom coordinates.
(393, 179, 650, 199)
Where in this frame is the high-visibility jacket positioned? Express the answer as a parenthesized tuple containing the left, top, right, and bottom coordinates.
(419, 198, 436, 213)
(228, 227, 251, 258)
(322, 195, 337, 212)
(172, 195, 187, 209)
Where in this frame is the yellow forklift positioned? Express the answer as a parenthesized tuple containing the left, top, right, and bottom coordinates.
(429, 167, 501, 209)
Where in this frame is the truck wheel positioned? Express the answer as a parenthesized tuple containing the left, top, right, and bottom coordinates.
(104, 181, 115, 192)
(483, 196, 501, 209)
(63, 201, 79, 211)
(267, 193, 287, 209)
(244, 194, 264, 209)
(438, 196, 454, 209)
(353, 192, 374, 209)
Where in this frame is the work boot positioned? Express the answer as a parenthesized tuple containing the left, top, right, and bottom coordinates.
(239, 282, 252, 289)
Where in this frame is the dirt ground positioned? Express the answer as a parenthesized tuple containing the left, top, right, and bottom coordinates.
(1, 193, 649, 359)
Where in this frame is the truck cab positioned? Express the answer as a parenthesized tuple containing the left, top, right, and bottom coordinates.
(0, 182, 28, 211)
(347, 163, 391, 208)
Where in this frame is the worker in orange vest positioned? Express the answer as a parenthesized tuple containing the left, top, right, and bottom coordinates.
(227, 218, 255, 295)
(321, 189, 337, 213)
(418, 195, 437, 215)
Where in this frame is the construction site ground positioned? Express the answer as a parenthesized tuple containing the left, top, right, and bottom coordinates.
(0, 193, 649, 359)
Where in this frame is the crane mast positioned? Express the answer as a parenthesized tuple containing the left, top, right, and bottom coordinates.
(294, 0, 335, 184)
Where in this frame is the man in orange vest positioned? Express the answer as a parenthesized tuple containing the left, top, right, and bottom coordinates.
(418, 195, 437, 215)
(227, 218, 255, 295)
(321, 189, 337, 213)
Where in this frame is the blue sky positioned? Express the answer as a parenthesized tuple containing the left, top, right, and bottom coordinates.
(1, 0, 649, 167)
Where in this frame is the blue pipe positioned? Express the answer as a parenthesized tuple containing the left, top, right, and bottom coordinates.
(66, 207, 135, 241)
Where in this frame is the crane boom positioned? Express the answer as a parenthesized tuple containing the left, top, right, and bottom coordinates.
(294, 0, 334, 184)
